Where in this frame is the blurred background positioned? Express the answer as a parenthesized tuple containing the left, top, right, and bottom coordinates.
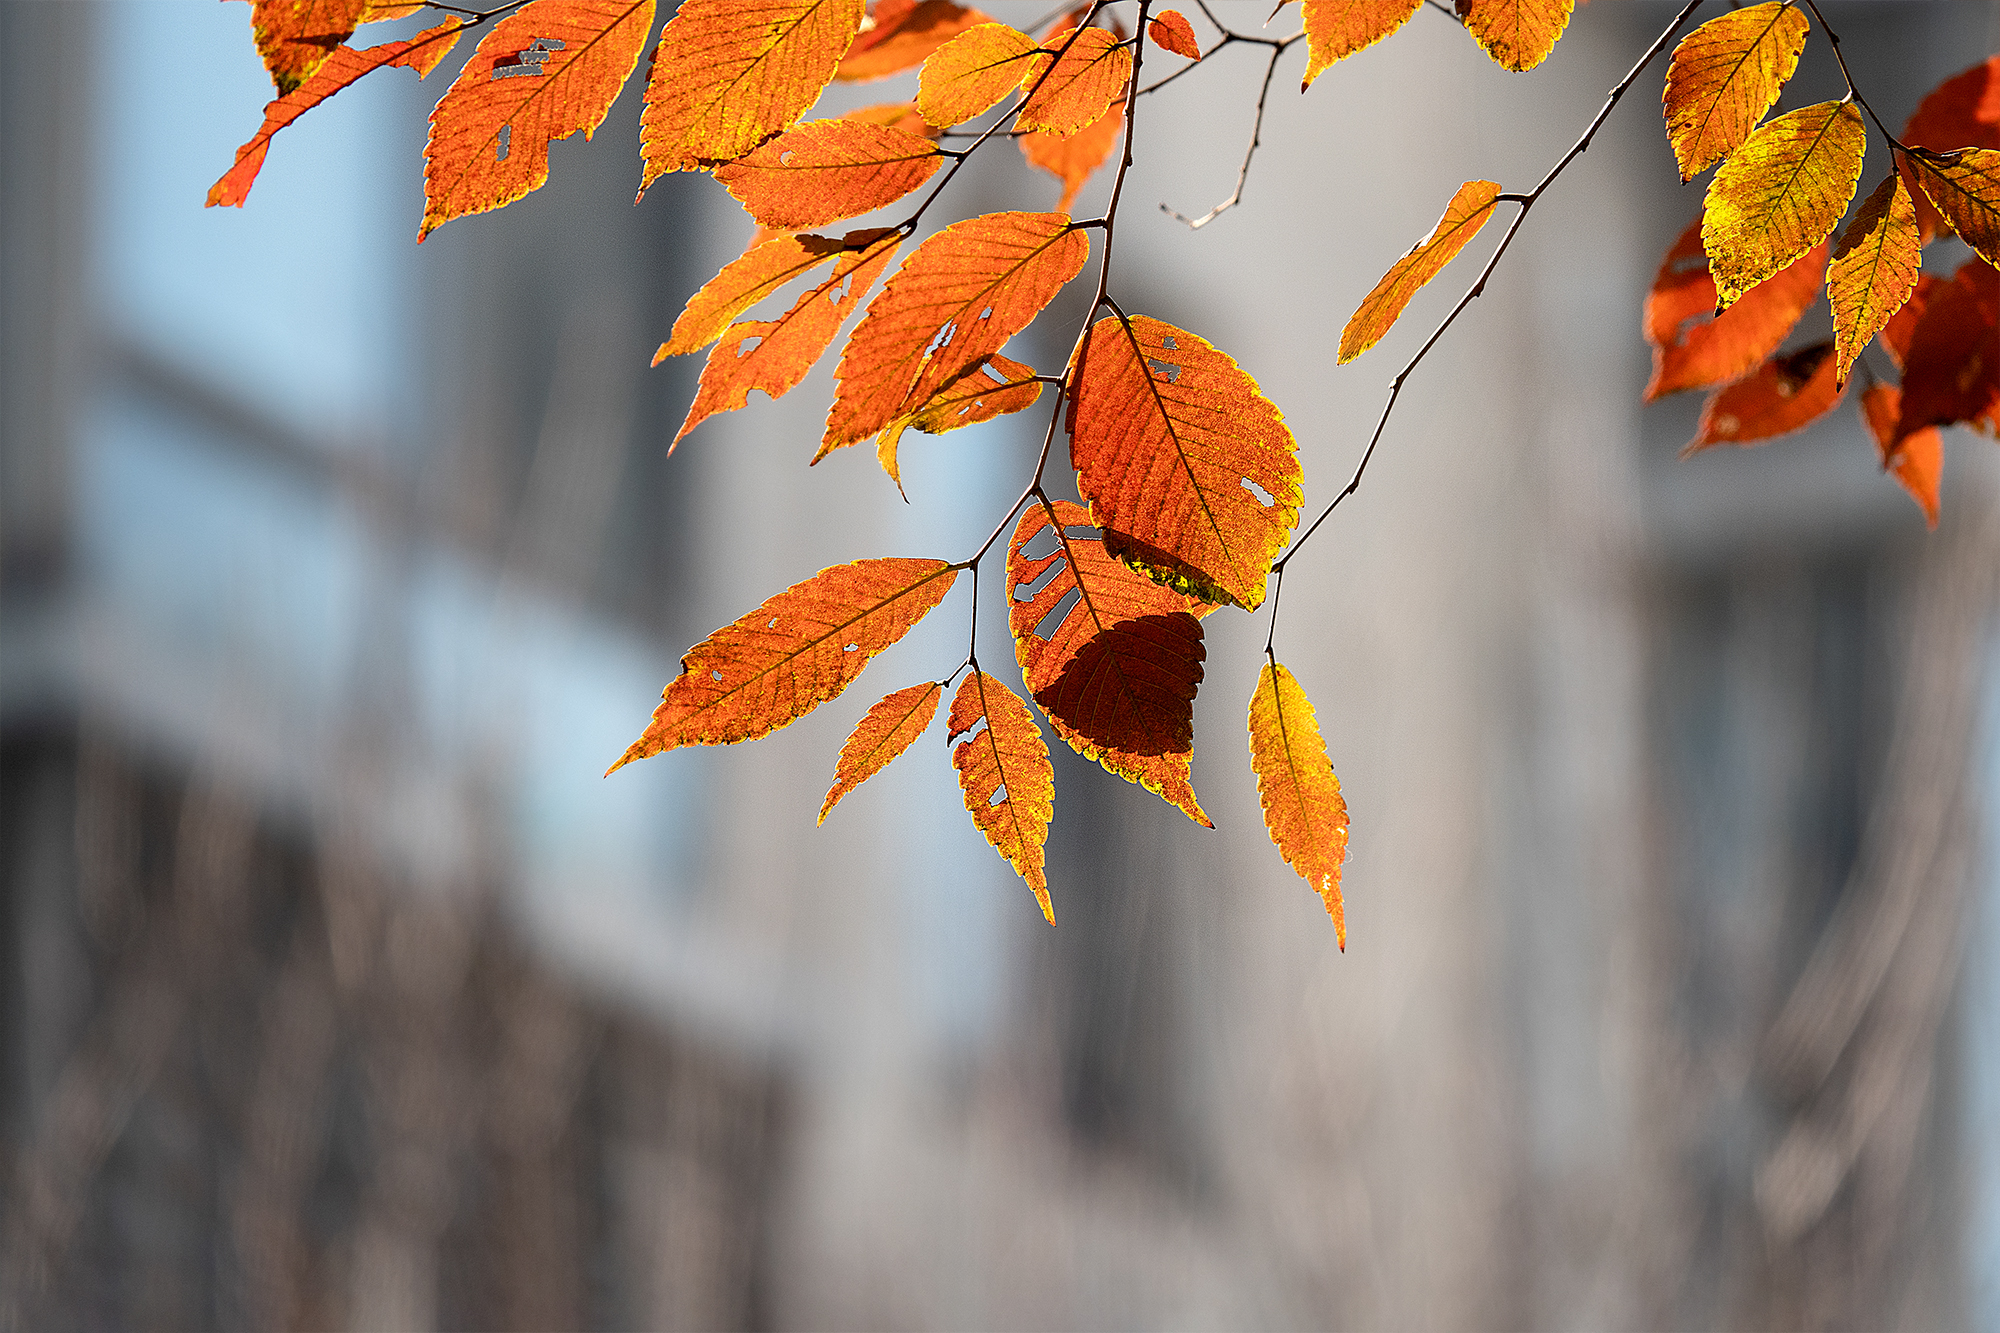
(3, 0, 1999, 1327)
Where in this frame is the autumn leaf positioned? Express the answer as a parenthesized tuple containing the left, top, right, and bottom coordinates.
(917, 22, 1040, 127)
(209, 21, 462, 208)
(1860, 384, 1942, 528)
(714, 120, 943, 229)
(870, 354, 1043, 492)
(1686, 340, 1846, 453)
(249, 0, 370, 94)
(1905, 55, 2000, 154)
(1248, 660, 1350, 946)
(1299, 0, 1419, 89)
(421, 0, 655, 239)
(1644, 219, 1824, 399)
(1905, 148, 2000, 272)
(842, 101, 942, 138)
(1149, 10, 1201, 60)
(1702, 100, 1865, 309)
(1660, 1, 1810, 182)
(1338, 180, 1501, 363)
(948, 672, 1057, 923)
(1455, 0, 1572, 73)
(819, 681, 942, 821)
(610, 557, 958, 769)
(639, 0, 864, 187)
(1880, 271, 1940, 370)
(659, 231, 862, 360)
(676, 230, 903, 443)
(1894, 258, 1999, 446)
(1008, 500, 1213, 825)
(1014, 26, 1132, 137)
(1827, 173, 1921, 387)
(823, 210, 1088, 454)
(1021, 99, 1123, 212)
(1068, 314, 1301, 610)
(839, 0, 989, 81)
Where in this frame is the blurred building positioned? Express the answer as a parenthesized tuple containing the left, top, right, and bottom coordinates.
(3, 1, 1999, 1330)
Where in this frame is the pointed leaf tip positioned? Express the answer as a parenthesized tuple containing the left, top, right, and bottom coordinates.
(1661, 2, 1810, 181)
(1299, 0, 1419, 88)
(1248, 660, 1349, 947)
(820, 681, 942, 821)
(1149, 10, 1201, 60)
(949, 672, 1056, 922)
(1340, 180, 1500, 363)
(1702, 100, 1865, 310)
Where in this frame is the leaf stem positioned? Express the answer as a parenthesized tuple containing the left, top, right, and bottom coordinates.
(1160, 35, 1295, 228)
(1797, 0, 1907, 151)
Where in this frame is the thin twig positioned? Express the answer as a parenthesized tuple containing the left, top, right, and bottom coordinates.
(1797, 0, 1907, 151)
(1161, 36, 1298, 228)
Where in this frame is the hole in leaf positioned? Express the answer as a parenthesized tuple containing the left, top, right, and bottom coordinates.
(1033, 587, 1081, 640)
(1241, 477, 1275, 507)
(1146, 358, 1181, 383)
(1162, 334, 1179, 350)
(979, 305, 993, 321)
(987, 784, 1008, 806)
(733, 335, 763, 359)
(1020, 526, 1065, 559)
(779, 149, 796, 165)
(843, 643, 859, 652)
(924, 323, 957, 357)
(768, 618, 779, 628)
(711, 670, 723, 681)
(496, 125, 511, 161)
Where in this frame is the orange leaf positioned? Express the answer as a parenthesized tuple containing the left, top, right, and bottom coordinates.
(1643, 217, 1824, 399)
(421, 0, 655, 238)
(1895, 258, 1999, 445)
(1299, 0, 1419, 89)
(714, 120, 943, 229)
(870, 353, 1043, 490)
(657, 230, 865, 360)
(1898, 58, 2000, 243)
(249, 0, 370, 94)
(1338, 179, 1500, 363)
(948, 672, 1057, 923)
(1014, 25, 1131, 137)
(1149, 10, 1201, 60)
(1906, 148, 2000, 272)
(839, 0, 989, 81)
(1660, 2, 1810, 182)
(1067, 314, 1301, 610)
(639, 0, 864, 187)
(1687, 340, 1846, 453)
(677, 230, 903, 443)
(1827, 173, 1922, 387)
(1008, 500, 1213, 825)
(1020, 98, 1122, 212)
(823, 210, 1088, 454)
(1702, 100, 1866, 309)
(819, 681, 941, 821)
(1455, 0, 1571, 73)
(841, 101, 942, 138)
(611, 557, 959, 769)
(1248, 660, 1350, 946)
(208, 21, 462, 208)
(1881, 271, 1940, 370)
(917, 22, 1039, 127)
(1860, 383, 1942, 528)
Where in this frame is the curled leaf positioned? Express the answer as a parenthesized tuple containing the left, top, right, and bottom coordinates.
(1455, 0, 1571, 73)
(610, 557, 958, 768)
(714, 120, 943, 230)
(870, 353, 1043, 490)
(839, 0, 989, 81)
(1014, 26, 1131, 137)
(659, 230, 871, 359)
(1687, 340, 1846, 453)
(1068, 314, 1301, 610)
(1300, 0, 1419, 89)
(1149, 10, 1201, 60)
(1827, 173, 1921, 387)
(1660, 2, 1809, 181)
(1860, 384, 1942, 528)
(948, 672, 1057, 923)
(1702, 100, 1866, 309)
(1248, 660, 1350, 946)
(819, 681, 942, 821)
(1339, 180, 1501, 363)
(917, 21, 1039, 127)
(1643, 218, 1824, 399)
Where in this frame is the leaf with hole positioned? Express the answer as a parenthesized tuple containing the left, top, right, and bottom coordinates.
(869, 353, 1042, 492)
(948, 672, 1057, 923)
(1687, 340, 1846, 452)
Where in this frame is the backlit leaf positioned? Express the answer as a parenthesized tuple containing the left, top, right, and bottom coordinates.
(250, 0, 370, 94)
(841, 101, 941, 138)
(839, 0, 989, 81)
(1149, 10, 1201, 60)
(657, 230, 864, 360)
(1008, 500, 1212, 825)
(1895, 258, 1999, 445)
(1068, 314, 1301, 610)
(1455, 0, 1571, 73)
(421, 0, 655, 238)
(823, 210, 1088, 453)
(714, 120, 943, 229)
(1901, 55, 2000, 239)
(1860, 384, 1942, 528)
(1906, 148, 2000, 271)
(1659, 3, 1809, 182)
(819, 681, 941, 821)
(1020, 99, 1123, 212)
(1338, 179, 1501, 363)
(1827, 173, 1921, 387)
(209, 21, 462, 208)
(1014, 26, 1131, 137)
(1687, 340, 1845, 452)
(610, 557, 958, 768)
(1643, 218, 1824, 399)
(639, 0, 864, 186)
(1300, 0, 1419, 89)
(917, 22, 1039, 127)
(1881, 271, 1940, 370)
(677, 230, 902, 443)
(870, 353, 1043, 491)
(1248, 660, 1350, 946)
(948, 672, 1057, 923)
(1702, 100, 1866, 309)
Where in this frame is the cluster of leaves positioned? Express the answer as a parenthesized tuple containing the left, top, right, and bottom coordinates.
(211, 0, 1994, 948)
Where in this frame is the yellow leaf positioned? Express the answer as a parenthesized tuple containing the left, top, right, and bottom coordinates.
(1247, 660, 1350, 946)
(916, 21, 1038, 127)
(1338, 179, 1501, 363)
(1702, 99, 1866, 310)
(1299, 0, 1419, 89)
(948, 672, 1057, 923)
(1660, 1, 1810, 182)
(1455, 0, 1571, 73)
(1827, 173, 1921, 387)
(1013, 25, 1131, 138)
(1907, 147, 2000, 273)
